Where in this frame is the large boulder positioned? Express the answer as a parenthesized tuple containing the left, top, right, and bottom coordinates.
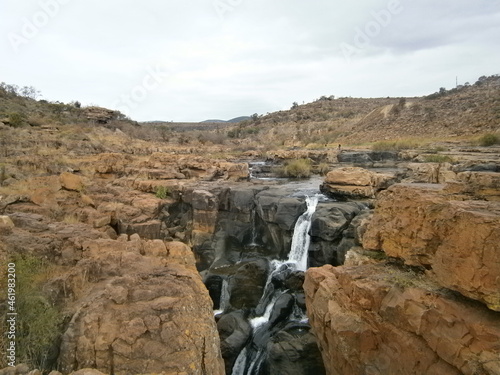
(94, 153, 131, 175)
(229, 259, 269, 309)
(217, 311, 252, 374)
(58, 239, 225, 375)
(320, 167, 397, 200)
(304, 264, 500, 375)
(217, 162, 250, 181)
(265, 325, 326, 375)
(362, 183, 500, 311)
(309, 202, 368, 266)
(404, 162, 456, 183)
(255, 190, 306, 230)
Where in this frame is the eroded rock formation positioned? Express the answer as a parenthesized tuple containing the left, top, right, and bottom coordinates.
(305, 264, 500, 375)
(363, 183, 500, 311)
(306, 180, 500, 375)
(320, 167, 399, 200)
(57, 239, 225, 375)
(0, 207, 225, 374)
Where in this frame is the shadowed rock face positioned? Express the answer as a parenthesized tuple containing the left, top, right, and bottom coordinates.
(265, 324, 326, 375)
(217, 311, 252, 374)
(309, 201, 369, 266)
(229, 259, 269, 310)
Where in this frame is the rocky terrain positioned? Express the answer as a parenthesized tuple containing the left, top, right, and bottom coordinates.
(306, 175, 500, 374)
(0, 75, 499, 375)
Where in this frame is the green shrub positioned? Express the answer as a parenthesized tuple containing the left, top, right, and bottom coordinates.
(423, 155, 454, 163)
(279, 159, 312, 178)
(372, 140, 420, 151)
(478, 133, 500, 147)
(0, 164, 6, 185)
(9, 255, 63, 370)
(155, 185, 169, 199)
(8, 112, 25, 127)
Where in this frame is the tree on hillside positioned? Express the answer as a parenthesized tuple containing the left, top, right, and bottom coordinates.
(0, 82, 41, 99)
(20, 86, 41, 100)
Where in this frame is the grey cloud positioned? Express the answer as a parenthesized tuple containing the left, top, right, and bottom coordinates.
(1, 0, 499, 121)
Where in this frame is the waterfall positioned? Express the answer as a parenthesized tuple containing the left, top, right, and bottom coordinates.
(232, 347, 248, 375)
(231, 195, 319, 375)
(249, 209, 258, 247)
(214, 278, 229, 316)
(287, 195, 319, 271)
(250, 293, 280, 329)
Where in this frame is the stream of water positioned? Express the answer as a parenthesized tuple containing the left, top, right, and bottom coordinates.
(213, 278, 229, 316)
(231, 195, 320, 375)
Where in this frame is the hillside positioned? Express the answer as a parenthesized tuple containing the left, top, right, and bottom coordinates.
(222, 74, 500, 147)
(1, 74, 499, 158)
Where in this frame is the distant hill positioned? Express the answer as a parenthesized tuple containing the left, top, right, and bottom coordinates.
(201, 116, 251, 123)
(227, 116, 251, 123)
(201, 119, 226, 123)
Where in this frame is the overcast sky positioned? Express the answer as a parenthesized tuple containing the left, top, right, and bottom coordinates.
(2, 0, 500, 122)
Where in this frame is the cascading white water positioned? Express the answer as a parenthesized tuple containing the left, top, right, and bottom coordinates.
(250, 195, 318, 321)
(250, 293, 280, 328)
(249, 209, 258, 247)
(232, 347, 248, 375)
(287, 195, 319, 271)
(214, 278, 229, 316)
(231, 195, 319, 375)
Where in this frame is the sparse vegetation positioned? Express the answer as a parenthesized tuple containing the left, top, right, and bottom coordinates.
(155, 185, 169, 199)
(316, 162, 330, 176)
(62, 213, 80, 224)
(5, 255, 64, 370)
(478, 133, 500, 147)
(277, 158, 312, 178)
(372, 139, 421, 151)
(423, 155, 454, 163)
(7, 112, 26, 127)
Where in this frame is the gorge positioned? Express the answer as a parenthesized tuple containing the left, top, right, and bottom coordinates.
(1, 76, 500, 375)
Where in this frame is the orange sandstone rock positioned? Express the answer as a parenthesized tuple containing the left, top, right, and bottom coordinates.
(362, 184, 500, 311)
(304, 264, 500, 375)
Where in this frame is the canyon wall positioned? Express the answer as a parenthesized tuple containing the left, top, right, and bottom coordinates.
(305, 182, 500, 375)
